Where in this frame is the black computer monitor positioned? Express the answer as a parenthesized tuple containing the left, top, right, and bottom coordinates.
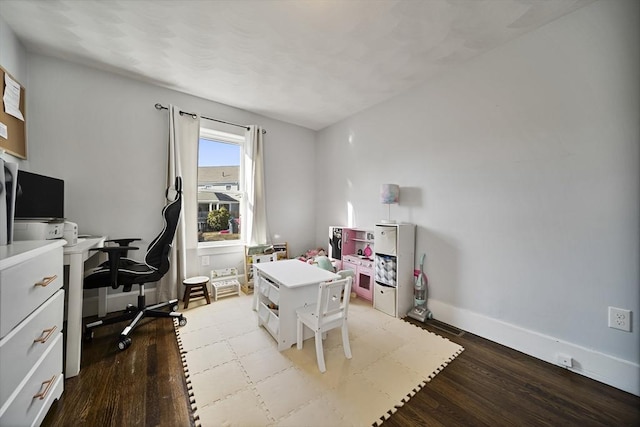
(14, 170, 64, 220)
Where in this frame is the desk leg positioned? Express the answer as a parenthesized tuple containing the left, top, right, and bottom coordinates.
(98, 288, 107, 317)
(65, 252, 83, 378)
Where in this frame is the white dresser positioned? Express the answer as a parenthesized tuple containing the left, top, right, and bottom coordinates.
(0, 240, 66, 427)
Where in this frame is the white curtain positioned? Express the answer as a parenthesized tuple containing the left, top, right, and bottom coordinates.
(244, 125, 269, 245)
(158, 105, 200, 302)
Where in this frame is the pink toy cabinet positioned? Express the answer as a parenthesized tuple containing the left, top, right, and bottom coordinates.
(342, 255, 374, 301)
(329, 227, 375, 302)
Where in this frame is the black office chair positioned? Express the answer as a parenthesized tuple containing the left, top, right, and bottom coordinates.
(83, 177, 187, 351)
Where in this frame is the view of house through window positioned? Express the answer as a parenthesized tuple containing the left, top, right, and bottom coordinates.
(198, 128, 245, 244)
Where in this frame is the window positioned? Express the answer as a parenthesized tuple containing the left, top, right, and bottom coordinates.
(198, 128, 245, 245)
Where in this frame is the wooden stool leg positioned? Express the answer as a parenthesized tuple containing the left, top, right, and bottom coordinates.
(183, 286, 192, 309)
(203, 284, 211, 304)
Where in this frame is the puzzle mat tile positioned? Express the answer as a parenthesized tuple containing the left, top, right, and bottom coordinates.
(175, 293, 463, 426)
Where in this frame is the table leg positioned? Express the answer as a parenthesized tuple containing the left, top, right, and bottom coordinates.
(65, 252, 83, 378)
(98, 288, 107, 317)
(252, 276, 260, 311)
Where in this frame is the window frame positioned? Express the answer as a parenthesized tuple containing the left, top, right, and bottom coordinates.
(197, 127, 246, 248)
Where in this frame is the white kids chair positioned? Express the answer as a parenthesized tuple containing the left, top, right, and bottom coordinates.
(296, 276, 353, 373)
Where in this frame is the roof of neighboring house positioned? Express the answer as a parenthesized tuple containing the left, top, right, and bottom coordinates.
(198, 166, 239, 185)
(198, 191, 240, 204)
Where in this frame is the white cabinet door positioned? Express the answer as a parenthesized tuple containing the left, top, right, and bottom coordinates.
(373, 283, 396, 317)
(375, 226, 397, 255)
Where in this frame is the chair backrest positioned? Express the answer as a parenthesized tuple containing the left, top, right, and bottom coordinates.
(316, 276, 352, 322)
(253, 253, 278, 265)
(144, 177, 183, 274)
(252, 252, 278, 276)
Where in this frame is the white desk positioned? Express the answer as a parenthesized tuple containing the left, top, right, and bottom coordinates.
(254, 259, 338, 351)
(63, 236, 106, 378)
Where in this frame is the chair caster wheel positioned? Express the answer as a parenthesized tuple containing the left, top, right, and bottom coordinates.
(125, 304, 135, 313)
(178, 317, 187, 327)
(84, 330, 94, 341)
(118, 337, 132, 351)
(172, 304, 179, 312)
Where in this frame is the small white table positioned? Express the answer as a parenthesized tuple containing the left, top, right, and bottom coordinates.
(254, 259, 339, 351)
(63, 236, 106, 378)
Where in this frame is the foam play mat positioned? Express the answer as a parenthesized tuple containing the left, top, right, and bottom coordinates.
(175, 294, 463, 426)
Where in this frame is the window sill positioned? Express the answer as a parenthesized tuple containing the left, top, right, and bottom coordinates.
(197, 242, 244, 256)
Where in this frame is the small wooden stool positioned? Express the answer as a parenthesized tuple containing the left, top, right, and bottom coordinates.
(182, 276, 211, 309)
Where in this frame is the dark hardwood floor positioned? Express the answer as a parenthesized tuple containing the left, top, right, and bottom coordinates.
(42, 315, 194, 427)
(43, 310, 639, 427)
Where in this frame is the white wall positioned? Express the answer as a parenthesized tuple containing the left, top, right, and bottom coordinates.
(3, 10, 318, 316)
(0, 15, 26, 90)
(22, 54, 317, 274)
(316, 0, 639, 395)
(3, 11, 318, 311)
(0, 15, 28, 167)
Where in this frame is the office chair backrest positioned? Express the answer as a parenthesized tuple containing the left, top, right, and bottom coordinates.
(145, 177, 182, 274)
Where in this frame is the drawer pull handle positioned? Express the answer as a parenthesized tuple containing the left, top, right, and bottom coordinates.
(34, 326, 57, 344)
(33, 375, 56, 400)
(35, 275, 58, 287)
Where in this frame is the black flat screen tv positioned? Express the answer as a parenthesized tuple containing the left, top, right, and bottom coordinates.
(15, 170, 64, 220)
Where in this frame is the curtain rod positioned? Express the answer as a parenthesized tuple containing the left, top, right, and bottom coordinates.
(155, 103, 266, 134)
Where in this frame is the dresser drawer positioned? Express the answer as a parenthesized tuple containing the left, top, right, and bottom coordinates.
(0, 333, 63, 426)
(0, 247, 63, 338)
(0, 289, 64, 405)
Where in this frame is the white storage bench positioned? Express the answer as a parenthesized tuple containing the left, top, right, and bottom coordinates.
(210, 268, 241, 301)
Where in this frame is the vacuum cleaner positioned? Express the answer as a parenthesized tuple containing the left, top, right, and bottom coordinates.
(407, 253, 433, 322)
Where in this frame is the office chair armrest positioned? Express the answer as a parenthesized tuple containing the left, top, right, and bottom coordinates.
(105, 238, 141, 259)
(90, 246, 139, 254)
(106, 238, 142, 247)
(90, 246, 139, 289)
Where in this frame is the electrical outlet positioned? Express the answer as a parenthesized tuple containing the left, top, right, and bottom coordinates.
(556, 353, 573, 368)
(201, 256, 210, 266)
(608, 307, 631, 332)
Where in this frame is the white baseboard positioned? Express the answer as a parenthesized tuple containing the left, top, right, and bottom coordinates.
(427, 299, 640, 397)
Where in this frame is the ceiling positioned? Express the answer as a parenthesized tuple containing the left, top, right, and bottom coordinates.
(0, 0, 593, 130)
